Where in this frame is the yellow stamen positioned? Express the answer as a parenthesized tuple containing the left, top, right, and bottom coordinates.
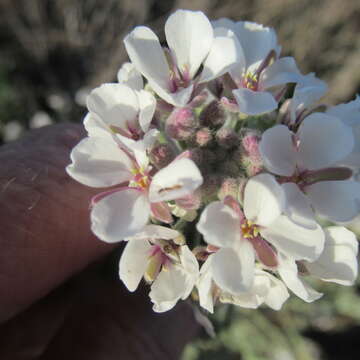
(241, 220, 259, 239)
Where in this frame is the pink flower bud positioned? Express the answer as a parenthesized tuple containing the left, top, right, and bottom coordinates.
(199, 100, 226, 129)
(165, 107, 197, 140)
(216, 128, 239, 149)
(149, 143, 175, 169)
(195, 127, 213, 147)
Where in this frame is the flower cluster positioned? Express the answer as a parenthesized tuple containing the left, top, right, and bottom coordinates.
(67, 10, 359, 313)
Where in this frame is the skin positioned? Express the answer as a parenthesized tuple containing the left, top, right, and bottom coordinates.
(0, 123, 199, 359)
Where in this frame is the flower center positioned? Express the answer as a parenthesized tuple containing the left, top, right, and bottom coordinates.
(241, 220, 259, 239)
(243, 71, 259, 91)
(129, 168, 150, 190)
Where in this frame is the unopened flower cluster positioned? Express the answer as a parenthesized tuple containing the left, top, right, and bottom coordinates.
(67, 10, 360, 313)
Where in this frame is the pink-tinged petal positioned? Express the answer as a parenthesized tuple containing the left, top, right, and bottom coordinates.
(66, 136, 133, 188)
(149, 266, 188, 313)
(250, 237, 278, 267)
(137, 90, 156, 133)
(149, 158, 203, 202)
(197, 201, 240, 248)
(211, 242, 255, 294)
(281, 183, 317, 229)
(117, 62, 144, 90)
(232, 21, 279, 67)
(260, 57, 301, 89)
(125, 225, 180, 241)
(233, 88, 278, 115)
(91, 188, 150, 243)
(165, 9, 213, 79)
(200, 29, 243, 83)
(306, 180, 360, 222)
(278, 254, 322, 303)
(262, 215, 324, 261)
(298, 113, 354, 170)
(87, 83, 139, 130)
(305, 226, 358, 285)
(243, 174, 285, 227)
(124, 26, 170, 90)
(151, 202, 173, 224)
(223, 196, 244, 220)
(259, 125, 297, 176)
(119, 239, 152, 292)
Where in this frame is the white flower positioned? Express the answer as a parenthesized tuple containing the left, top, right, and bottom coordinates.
(287, 73, 328, 125)
(117, 62, 144, 91)
(119, 225, 199, 312)
(196, 173, 324, 294)
(327, 96, 360, 167)
(84, 83, 157, 166)
(304, 226, 358, 285)
(197, 255, 289, 312)
(67, 136, 203, 242)
(213, 19, 301, 115)
(260, 113, 360, 221)
(278, 226, 358, 302)
(124, 9, 241, 107)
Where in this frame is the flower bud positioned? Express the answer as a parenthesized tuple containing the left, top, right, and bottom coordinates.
(201, 174, 221, 203)
(239, 131, 263, 176)
(218, 177, 240, 201)
(216, 128, 239, 149)
(199, 100, 226, 129)
(165, 107, 197, 140)
(195, 127, 213, 147)
(149, 143, 175, 169)
(218, 160, 241, 177)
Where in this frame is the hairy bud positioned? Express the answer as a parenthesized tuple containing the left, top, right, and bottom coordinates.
(166, 107, 197, 140)
(149, 143, 175, 169)
(216, 128, 239, 149)
(199, 100, 226, 129)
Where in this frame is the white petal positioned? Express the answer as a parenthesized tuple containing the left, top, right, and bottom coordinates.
(137, 90, 156, 133)
(148, 79, 194, 107)
(262, 271, 289, 310)
(233, 21, 279, 67)
(233, 88, 278, 115)
(117, 62, 144, 90)
(165, 9, 213, 79)
(282, 182, 317, 229)
(306, 180, 360, 222)
(326, 95, 360, 126)
(197, 201, 240, 248)
(327, 96, 360, 167)
(259, 125, 297, 176)
(199, 30, 243, 83)
(278, 254, 322, 303)
(305, 226, 358, 285)
(66, 137, 133, 188)
(243, 173, 285, 227)
(260, 57, 301, 89)
(149, 158, 203, 202)
(298, 113, 354, 170)
(211, 242, 255, 294)
(87, 83, 139, 129)
(124, 26, 170, 90)
(83, 112, 110, 139)
(290, 73, 328, 123)
(125, 224, 180, 241)
(119, 239, 151, 291)
(197, 257, 215, 313)
(179, 245, 200, 299)
(150, 266, 188, 313)
(91, 188, 150, 242)
(262, 214, 324, 261)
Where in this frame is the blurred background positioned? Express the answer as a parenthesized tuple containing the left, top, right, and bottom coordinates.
(0, 0, 359, 359)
